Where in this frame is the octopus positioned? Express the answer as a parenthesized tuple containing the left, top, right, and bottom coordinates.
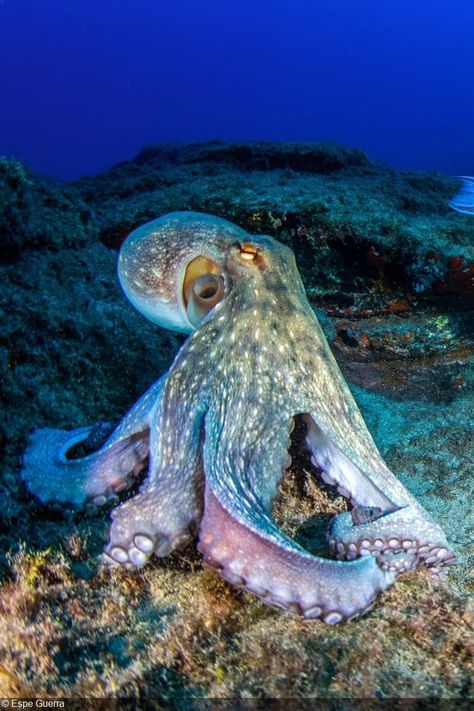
(21, 211, 456, 623)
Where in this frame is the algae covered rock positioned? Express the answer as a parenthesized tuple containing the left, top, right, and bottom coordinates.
(73, 141, 474, 304)
(0, 157, 94, 262)
(0, 141, 472, 700)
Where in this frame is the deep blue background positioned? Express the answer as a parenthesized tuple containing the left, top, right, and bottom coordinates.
(1, 0, 473, 180)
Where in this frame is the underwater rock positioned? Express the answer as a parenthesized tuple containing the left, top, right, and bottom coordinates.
(131, 140, 374, 173)
(70, 141, 474, 305)
(0, 141, 472, 699)
(0, 158, 94, 263)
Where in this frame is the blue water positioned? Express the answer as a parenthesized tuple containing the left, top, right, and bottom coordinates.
(1, 0, 473, 180)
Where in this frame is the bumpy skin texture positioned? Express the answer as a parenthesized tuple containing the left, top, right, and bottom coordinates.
(21, 212, 455, 623)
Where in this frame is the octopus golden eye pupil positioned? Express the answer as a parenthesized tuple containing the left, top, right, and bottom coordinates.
(240, 243, 258, 260)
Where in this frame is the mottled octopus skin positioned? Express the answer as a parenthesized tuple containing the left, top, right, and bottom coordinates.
(21, 212, 455, 623)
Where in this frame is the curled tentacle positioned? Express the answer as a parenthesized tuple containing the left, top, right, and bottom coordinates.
(198, 408, 397, 622)
(198, 485, 395, 622)
(328, 506, 456, 569)
(20, 376, 164, 508)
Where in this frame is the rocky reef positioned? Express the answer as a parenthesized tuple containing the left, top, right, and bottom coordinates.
(0, 143, 472, 700)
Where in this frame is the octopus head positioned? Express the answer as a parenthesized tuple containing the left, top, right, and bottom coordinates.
(119, 211, 257, 331)
(118, 211, 301, 332)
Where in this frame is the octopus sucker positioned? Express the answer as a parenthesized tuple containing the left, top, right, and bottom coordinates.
(20, 211, 455, 622)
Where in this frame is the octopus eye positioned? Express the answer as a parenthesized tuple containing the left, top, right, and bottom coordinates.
(183, 255, 225, 326)
(239, 243, 258, 261)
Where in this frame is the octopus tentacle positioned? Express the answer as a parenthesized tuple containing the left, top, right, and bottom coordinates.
(304, 414, 400, 511)
(198, 410, 396, 622)
(20, 376, 165, 508)
(103, 474, 202, 568)
(303, 413, 454, 570)
(328, 506, 456, 569)
(103, 375, 206, 567)
(199, 486, 399, 622)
